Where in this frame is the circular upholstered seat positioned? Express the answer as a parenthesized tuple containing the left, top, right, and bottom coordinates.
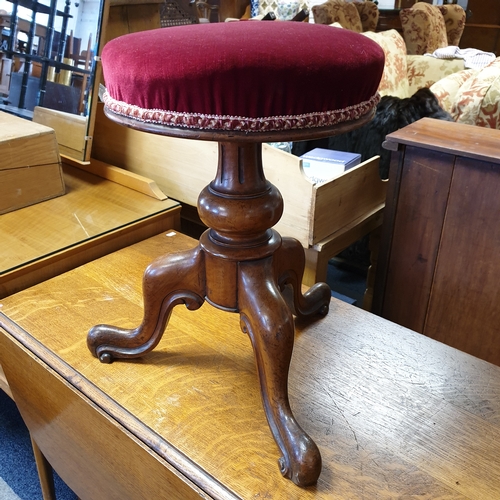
(101, 22, 384, 137)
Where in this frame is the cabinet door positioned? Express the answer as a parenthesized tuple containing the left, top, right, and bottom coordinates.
(377, 146, 454, 333)
(424, 156, 500, 365)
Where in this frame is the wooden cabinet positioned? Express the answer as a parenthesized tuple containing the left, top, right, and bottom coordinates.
(460, 0, 500, 55)
(376, 9, 402, 33)
(373, 118, 500, 366)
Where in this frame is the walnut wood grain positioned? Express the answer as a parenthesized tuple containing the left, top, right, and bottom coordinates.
(377, 145, 454, 332)
(382, 118, 500, 165)
(1, 232, 500, 498)
(86, 140, 331, 486)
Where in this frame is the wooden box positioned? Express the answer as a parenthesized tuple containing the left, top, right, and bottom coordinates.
(0, 111, 65, 215)
(92, 104, 387, 289)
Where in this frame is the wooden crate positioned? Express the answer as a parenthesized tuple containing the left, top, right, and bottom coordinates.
(92, 103, 387, 290)
(0, 111, 65, 214)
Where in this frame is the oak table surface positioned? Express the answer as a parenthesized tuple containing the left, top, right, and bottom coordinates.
(1, 231, 500, 499)
(0, 163, 180, 273)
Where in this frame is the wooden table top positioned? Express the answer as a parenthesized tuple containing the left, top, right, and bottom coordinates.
(383, 117, 500, 164)
(0, 163, 179, 274)
(1, 231, 500, 499)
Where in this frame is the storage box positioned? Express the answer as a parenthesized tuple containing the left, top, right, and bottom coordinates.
(301, 148, 361, 183)
(0, 111, 65, 215)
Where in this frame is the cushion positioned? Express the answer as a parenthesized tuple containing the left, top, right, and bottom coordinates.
(362, 30, 409, 99)
(251, 0, 308, 18)
(451, 57, 500, 128)
(430, 68, 478, 115)
(102, 22, 384, 133)
(438, 4, 465, 47)
(407, 55, 465, 95)
(354, 1, 379, 32)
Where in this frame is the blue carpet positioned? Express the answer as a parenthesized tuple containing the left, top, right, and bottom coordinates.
(0, 390, 77, 500)
(327, 259, 368, 307)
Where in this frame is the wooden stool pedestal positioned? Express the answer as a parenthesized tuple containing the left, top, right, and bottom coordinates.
(90, 17, 385, 486)
(88, 139, 332, 486)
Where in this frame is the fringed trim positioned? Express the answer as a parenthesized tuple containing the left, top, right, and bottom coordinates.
(102, 92, 380, 132)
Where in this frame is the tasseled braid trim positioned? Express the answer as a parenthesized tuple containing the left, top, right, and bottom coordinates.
(103, 92, 380, 133)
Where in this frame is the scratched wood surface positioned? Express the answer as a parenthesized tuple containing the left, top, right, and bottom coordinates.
(0, 163, 180, 299)
(0, 164, 178, 273)
(1, 231, 500, 499)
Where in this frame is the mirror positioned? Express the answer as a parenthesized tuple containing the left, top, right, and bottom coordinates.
(0, 0, 105, 161)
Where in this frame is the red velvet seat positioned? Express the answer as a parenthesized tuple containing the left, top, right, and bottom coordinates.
(101, 22, 384, 134)
(91, 21, 384, 488)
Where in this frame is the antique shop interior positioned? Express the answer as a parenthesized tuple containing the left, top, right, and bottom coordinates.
(1, 0, 500, 498)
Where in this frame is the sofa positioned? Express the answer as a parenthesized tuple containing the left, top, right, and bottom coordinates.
(306, 0, 500, 130)
(332, 27, 465, 100)
(308, 0, 465, 101)
(430, 57, 500, 129)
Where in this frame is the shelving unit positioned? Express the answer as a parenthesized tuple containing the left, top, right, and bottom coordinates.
(0, 0, 94, 117)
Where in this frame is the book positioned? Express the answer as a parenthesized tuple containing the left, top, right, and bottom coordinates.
(300, 148, 361, 183)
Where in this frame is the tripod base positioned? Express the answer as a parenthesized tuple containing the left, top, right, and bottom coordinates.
(88, 142, 331, 486)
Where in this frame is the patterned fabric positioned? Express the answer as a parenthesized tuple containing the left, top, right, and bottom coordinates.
(399, 2, 448, 56)
(312, 0, 363, 32)
(362, 30, 409, 98)
(430, 57, 500, 129)
(103, 92, 380, 132)
(354, 1, 379, 32)
(426, 46, 495, 70)
(430, 69, 478, 115)
(101, 22, 385, 132)
(253, 0, 308, 17)
(407, 55, 465, 95)
(438, 4, 465, 47)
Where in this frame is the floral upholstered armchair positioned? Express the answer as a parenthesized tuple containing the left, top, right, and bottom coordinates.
(399, 2, 466, 56)
(311, 0, 379, 32)
(311, 3, 465, 100)
(360, 29, 465, 99)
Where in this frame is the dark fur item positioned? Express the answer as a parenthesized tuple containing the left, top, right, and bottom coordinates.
(293, 88, 453, 179)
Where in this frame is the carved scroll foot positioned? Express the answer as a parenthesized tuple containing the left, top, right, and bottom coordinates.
(239, 258, 322, 487)
(274, 237, 331, 318)
(87, 246, 206, 363)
